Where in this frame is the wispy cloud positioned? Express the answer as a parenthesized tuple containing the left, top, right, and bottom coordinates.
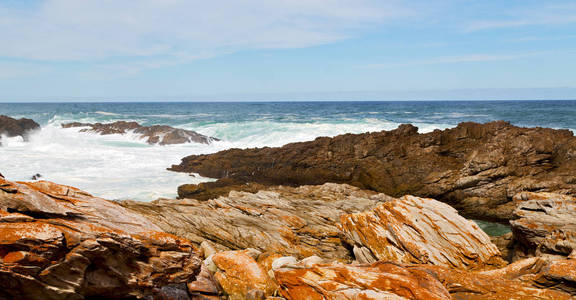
(360, 51, 559, 69)
(466, 4, 576, 32)
(0, 0, 413, 64)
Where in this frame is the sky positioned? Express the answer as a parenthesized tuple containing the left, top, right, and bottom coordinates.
(1, 0, 576, 101)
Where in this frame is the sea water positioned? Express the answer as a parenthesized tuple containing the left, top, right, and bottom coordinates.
(1, 100, 575, 205)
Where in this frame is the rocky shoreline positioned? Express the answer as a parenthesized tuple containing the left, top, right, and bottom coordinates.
(2, 119, 576, 299)
(2, 176, 576, 299)
(171, 121, 576, 222)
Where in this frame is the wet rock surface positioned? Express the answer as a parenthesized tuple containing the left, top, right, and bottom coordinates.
(62, 120, 218, 145)
(0, 115, 40, 144)
(170, 121, 576, 221)
(0, 178, 202, 300)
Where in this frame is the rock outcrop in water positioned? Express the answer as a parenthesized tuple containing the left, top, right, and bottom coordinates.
(170, 121, 576, 221)
(0, 115, 40, 145)
(0, 178, 202, 300)
(62, 121, 219, 145)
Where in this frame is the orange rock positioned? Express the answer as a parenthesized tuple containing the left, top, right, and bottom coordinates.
(0, 178, 202, 300)
(211, 250, 276, 300)
(274, 261, 452, 300)
(339, 195, 505, 270)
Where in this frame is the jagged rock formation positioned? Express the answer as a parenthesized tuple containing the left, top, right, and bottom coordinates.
(0, 115, 40, 144)
(3, 176, 576, 299)
(339, 195, 505, 270)
(510, 192, 576, 261)
(0, 178, 202, 300)
(170, 121, 576, 221)
(274, 260, 452, 300)
(62, 121, 218, 145)
(122, 183, 391, 261)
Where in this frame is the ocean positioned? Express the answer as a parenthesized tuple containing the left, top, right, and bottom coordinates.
(2, 100, 575, 205)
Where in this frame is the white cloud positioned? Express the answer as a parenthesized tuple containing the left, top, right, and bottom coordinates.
(466, 3, 576, 32)
(0, 0, 413, 62)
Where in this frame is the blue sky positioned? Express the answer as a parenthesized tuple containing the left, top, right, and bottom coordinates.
(1, 0, 576, 101)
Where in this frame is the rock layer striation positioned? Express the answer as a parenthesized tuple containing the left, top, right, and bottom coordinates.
(0, 178, 202, 300)
(339, 195, 505, 269)
(122, 183, 390, 261)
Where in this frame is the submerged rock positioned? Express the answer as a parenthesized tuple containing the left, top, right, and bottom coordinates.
(0, 115, 40, 144)
(62, 120, 218, 145)
(170, 121, 576, 221)
(339, 195, 506, 269)
(0, 178, 202, 300)
(122, 183, 391, 260)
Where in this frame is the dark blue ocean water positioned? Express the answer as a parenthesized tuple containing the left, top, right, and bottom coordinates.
(2, 100, 576, 131)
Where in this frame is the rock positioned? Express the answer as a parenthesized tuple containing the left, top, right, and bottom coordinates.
(273, 257, 574, 300)
(0, 177, 202, 300)
(30, 173, 42, 180)
(211, 250, 276, 300)
(122, 183, 391, 261)
(420, 257, 575, 299)
(178, 178, 267, 200)
(491, 232, 515, 262)
(510, 192, 576, 260)
(187, 263, 220, 297)
(274, 261, 452, 300)
(339, 195, 505, 270)
(62, 121, 218, 145)
(0, 115, 40, 144)
(170, 121, 576, 221)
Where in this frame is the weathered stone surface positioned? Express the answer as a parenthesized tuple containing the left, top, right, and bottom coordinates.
(339, 195, 505, 270)
(510, 192, 576, 260)
(122, 183, 390, 261)
(211, 250, 276, 300)
(170, 121, 576, 221)
(0, 115, 40, 144)
(274, 260, 452, 300)
(421, 257, 575, 299)
(0, 178, 202, 300)
(273, 257, 574, 300)
(62, 120, 218, 145)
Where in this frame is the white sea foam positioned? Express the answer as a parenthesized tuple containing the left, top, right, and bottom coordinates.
(0, 116, 449, 201)
(95, 111, 122, 116)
